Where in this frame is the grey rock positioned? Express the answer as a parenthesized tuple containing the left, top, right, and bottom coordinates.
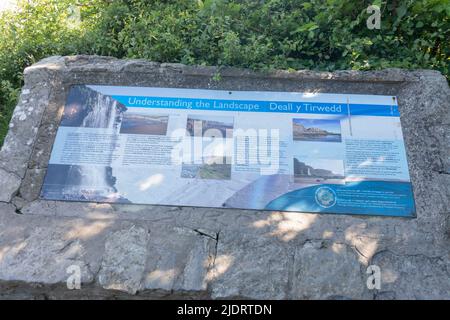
(0, 209, 94, 284)
(98, 226, 149, 294)
(19, 168, 46, 201)
(209, 232, 291, 299)
(290, 241, 367, 300)
(372, 250, 450, 299)
(20, 199, 57, 216)
(0, 168, 21, 202)
(144, 227, 215, 292)
(428, 124, 450, 174)
(0, 84, 51, 178)
(0, 202, 18, 216)
(11, 196, 27, 210)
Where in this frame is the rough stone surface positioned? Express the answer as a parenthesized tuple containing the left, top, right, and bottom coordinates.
(0, 55, 449, 299)
(0, 203, 217, 297)
(209, 232, 292, 299)
(372, 251, 450, 299)
(98, 226, 149, 294)
(0, 204, 95, 284)
(0, 169, 21, 202)
(19, 168, 46, 202)
(143, 227, 215, 292)
(290, 241, 368, 299)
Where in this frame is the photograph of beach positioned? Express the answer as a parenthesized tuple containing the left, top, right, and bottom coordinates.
(120, 112, 169, 135)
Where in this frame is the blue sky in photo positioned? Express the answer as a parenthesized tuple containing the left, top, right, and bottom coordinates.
(293, 118, 341, 134)
(292, 141, 344, 159)
(295, 157, 344, 175)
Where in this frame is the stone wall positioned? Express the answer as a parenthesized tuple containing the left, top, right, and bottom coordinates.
(0, 56, 448, 299)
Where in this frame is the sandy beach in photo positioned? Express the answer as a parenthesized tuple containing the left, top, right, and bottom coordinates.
(120, 113, 169, 135)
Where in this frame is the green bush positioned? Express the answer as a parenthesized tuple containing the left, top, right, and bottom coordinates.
(0, 0, 103, 145)
(0, 81, 19, 143)
(0, 0, 449, 146)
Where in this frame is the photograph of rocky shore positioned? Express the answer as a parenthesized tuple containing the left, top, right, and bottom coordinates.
(293, 157, 345, 184)
(186, 115, 234, 138)
(293, 118, 341, 142)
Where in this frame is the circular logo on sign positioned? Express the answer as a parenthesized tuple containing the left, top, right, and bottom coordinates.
(315, 186, 337, 208)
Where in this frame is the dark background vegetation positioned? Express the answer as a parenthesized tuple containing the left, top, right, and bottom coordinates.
(0, 0, 448, 146)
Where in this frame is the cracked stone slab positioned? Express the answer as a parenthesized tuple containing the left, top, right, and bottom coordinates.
(372, 250, 450, 299)
(209, 232, 292, 299)
(19, 168, 46, 202)
(143, 227, 216, 292)
(0, 169, 21, 202)
(0, 204, 96, 284)
(98, 226, 150, 294)
(290, 241, 369, 299)
(0, 85, 52, 178)
(0, 203, 217, 296)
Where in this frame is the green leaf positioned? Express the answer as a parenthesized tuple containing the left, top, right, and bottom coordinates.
(293, 22, 319, 34)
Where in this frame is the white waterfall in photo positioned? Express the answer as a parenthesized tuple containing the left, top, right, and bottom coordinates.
(60, 88, 125, 201)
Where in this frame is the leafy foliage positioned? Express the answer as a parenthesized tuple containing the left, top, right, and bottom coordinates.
(0, 0, 449, 145)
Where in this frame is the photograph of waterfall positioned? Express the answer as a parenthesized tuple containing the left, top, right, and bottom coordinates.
(41, 164, 131, 203)
(60, 85, 127, 130)
(41, 85, 130, 203)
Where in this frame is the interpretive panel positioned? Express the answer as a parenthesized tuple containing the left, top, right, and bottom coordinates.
(40, 85, 415, 217)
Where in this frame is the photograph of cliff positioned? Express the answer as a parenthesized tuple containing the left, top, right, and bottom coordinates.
(293, 118, 341, 142)
(186, 115, 234, 138)
(60, 85, 127, 130)
(293, 157, 345, 184)
(41, 85, 129, 203)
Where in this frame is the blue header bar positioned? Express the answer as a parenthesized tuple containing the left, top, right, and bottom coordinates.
(111, 95, 399, 117)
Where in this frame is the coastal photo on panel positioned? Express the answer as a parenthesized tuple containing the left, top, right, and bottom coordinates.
(186, 114, 234, 138)
(119, 111, 169, 135)
(293, 157, 345, 185)
(292, 118, 342, 142)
